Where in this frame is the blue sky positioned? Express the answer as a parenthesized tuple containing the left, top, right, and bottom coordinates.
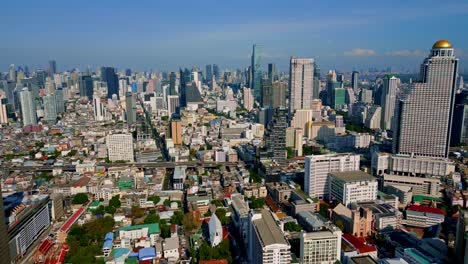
(1, 0, 467, 72)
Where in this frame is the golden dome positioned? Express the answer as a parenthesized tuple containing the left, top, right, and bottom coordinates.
(432, 39, 452, 49)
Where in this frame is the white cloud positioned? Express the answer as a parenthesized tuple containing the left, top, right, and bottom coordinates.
(344, 48, 376, 56)
(386, 49, 424, 56)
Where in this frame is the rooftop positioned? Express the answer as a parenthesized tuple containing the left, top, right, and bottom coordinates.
(253, 209, 288, 246)
(350, 256, 378, 264)
(330, 170, 375, 182)
(407, 205, 444, 215)
(119, 223, 160, 234)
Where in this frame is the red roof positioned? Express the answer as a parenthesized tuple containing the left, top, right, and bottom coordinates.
(342, 233, 377, 254)
(407, 205, 445, 215)
(265, 195, 281, 212)
(38, 238, 54, 255)
(60, 207, 85, 232)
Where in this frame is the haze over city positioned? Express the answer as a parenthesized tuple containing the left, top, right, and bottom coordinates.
(1, 0, 468, 71)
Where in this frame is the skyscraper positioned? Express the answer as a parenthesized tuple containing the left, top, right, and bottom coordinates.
(351, 71, 359, 94)
(79, 75, 94, 100)
(264, 107, 288, 163)
(262, 80, 287, 109)
(48, 60, 57, 75)
(169, 72, 177, 95)
(243, 87, 254, 111)
(43, 94, 58, 122)
(251, 44, 262, 101)
(393, 40, 458, 158)
(0, 96, 8, 124)
(213, 64, 220, 81)
(205, 64, 212, 82)
(289, 58, 314, 116)
(125, 92, 137, 125)
(101, 67, 119, 99)
(451, 90, 468, 146)
(268, 63, 277, 82)
(19, 88, 36, 126)
(8, 64, 16, 82)
(171, 119, 182, 145)
(380, 74, 399, 130)
(0, 187, 11, 264)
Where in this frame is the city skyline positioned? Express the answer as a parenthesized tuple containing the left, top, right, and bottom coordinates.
(1, 1, 467, 72)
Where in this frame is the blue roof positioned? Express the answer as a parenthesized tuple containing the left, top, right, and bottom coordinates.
(138, 247, 156, 260)
(104, 232, 114, 241)
(111, 248, 130, 258)
(128, 251, 139, 257)
(103, 240, 113, 249)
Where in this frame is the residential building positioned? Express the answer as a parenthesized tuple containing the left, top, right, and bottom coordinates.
(43, 94, 57, 122)
(243, 87, 254, 111)
(19, 88, 36, 126)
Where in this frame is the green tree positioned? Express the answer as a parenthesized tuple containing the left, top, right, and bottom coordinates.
(109, 195, 121, 208)
(182, 212, 201, 233)
(105, 206, 116, 215)
(144, 213, 160, 224)
(131, 205, 145, 218)
(284, 222, 302, 232)
(147, 195, 161, 204)
(72, 193, 89, 204)
(250, 197, 266, 209)
(171, 211, 184, 225)
(211, 200, 223, 207)
(215, 208, 231, 225)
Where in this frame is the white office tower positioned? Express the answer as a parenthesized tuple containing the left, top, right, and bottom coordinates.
(393, 40, 458, 158)
(243, 87, 254, 111)
(249, 209, 291, 264)
(380, 74, 399, 130)
(289, 58, 314, 116)
(300, 227, 342, 264)
(43, 94, 57, 122)
(167, 95, 179, 115)
(19, 88, 37, 126)
(119, 79, 128, 98)
(106, 133, 134, 162)
(208, 213, 223, 247)
(9, 64, 16, 81)
(304, 153, 360, 198)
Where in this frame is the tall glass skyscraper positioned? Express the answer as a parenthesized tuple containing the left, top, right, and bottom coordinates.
(250, 44, 262, 102)
(101, 67, 119, 99)
(351, 71, 359, 94)
(393, 40, 458, 158)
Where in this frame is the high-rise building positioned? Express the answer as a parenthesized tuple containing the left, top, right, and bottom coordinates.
(243, 87, 254, 111)
(248, 209, 291, 264)
(9, 64, 16, 82)
(93, 95, 109, 121)
(101, 67, 119, 99)
(251, 44, 262, 101)
(264, 108, 288, 163)
(304, 153, 360, 198)
(125, 92, 137, 125)
(268, 63, 277, 82)
(329, 171, 378, 206)
(55, 88, 65, 114)
(43, 94, 57, 122)
(262, 80, 287, 109)
(289, 58, 314, 116)
(213, 64, 220, 81)
(451, 90, 468, 146)
(106, 133, 134, 162)
(393, 40, 458, 158)
(0, 187, 11, 264)
(0, 97, 8, 124)
(360, 89, 373, 104)
(45, 77, 56, 95)
(205, 64, 212, 82)
(79, 75, 94, 100)
(171, 119, 182, 145)
(351, 71, 359, 94)
(48, 60, 57, 75)
(381, 74, 399, 130)
(19, 88, 36, 126)
(167, 95, 179, 115)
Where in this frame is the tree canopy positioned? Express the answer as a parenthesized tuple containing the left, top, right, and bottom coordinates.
(72, 193, 89, 205)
